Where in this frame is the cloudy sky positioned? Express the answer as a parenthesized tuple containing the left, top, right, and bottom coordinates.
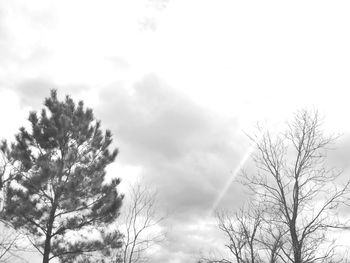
(1, 1, 350, 262)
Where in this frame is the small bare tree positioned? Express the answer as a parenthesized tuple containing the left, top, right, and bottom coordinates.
(116, 182, 165, 263)
(0, 142, 31, 263)
(241, 109, 350, 263)
(207, 202, 286, 263)
(0, 141, 15, 210)
(216, 204, 262, 263)
(257, 219, 286, 263)
(71, 182, 166, 263)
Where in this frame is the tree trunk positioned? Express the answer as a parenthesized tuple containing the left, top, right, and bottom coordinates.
(292, 239, 302, 263)
(42, 204, 57, 263)
(42, 233, 52, 263)
(294, 250, 302, 263)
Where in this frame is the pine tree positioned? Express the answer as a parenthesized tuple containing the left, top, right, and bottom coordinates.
(2, 90, 123, 263)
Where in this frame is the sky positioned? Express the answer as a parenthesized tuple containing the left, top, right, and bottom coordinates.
(1, 0, 350, 262)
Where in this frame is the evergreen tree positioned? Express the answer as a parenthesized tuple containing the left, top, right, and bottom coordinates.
(2, 90, 123, 263)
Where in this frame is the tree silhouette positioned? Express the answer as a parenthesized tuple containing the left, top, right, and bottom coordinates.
(2, 90, 123, 263)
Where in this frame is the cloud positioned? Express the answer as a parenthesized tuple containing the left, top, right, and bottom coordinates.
(3, 78, 99, 112)
(14, 79, 58, 108)
(0, 1, 53, 65)
(107, 56, 130, 70)
(97, 74, 247, 262)
(138, 0, 170, 31)
(327, 134, 350, 171)
(147, 0, 170, 11)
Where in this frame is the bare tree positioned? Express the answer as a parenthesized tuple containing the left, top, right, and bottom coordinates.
(216, 204, 262, 263)
(115, 182, 165, 263)
(207, 201, 286, 263)
(241, 109, 350, 263)
(205, 110, 350, 263)
(0, 142, 32, 263)
(257, 220, 286, 263)
(0, 141, 15, 210)
(62, 182, 166, 263)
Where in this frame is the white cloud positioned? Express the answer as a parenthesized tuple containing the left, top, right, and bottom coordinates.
(0, 89, 30, 140)
(105, 162, 143, 194)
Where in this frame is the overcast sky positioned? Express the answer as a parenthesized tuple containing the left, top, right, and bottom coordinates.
(1, 1, 350, 262)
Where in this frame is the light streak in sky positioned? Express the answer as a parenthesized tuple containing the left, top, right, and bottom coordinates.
(210, 128, 266, 213)
(210, 145, 255, 213)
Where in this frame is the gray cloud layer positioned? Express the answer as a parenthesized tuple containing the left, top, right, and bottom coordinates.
(96, 75, 246, 261)
(98, 75, 245, 212)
